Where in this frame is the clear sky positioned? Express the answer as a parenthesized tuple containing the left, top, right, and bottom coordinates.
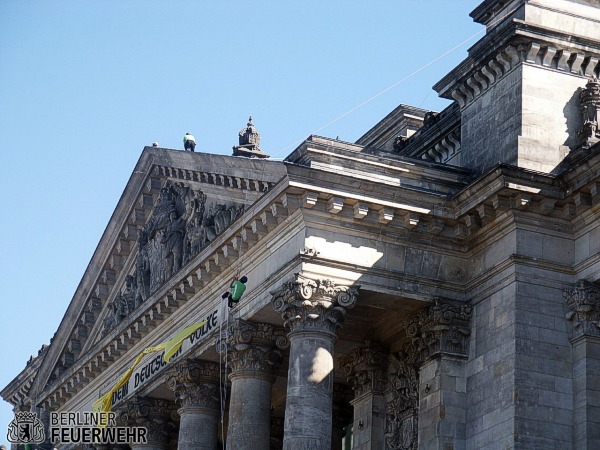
(0, 0, 482, 444)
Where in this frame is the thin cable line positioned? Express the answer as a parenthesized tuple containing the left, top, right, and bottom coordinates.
(269, 3, 522, 160)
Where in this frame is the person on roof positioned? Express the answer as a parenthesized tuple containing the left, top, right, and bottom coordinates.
(183, 133, 196, 152)
(222, 276, 248, 308)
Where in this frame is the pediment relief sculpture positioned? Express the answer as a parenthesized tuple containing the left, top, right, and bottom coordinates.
(102, 180, 244, 337)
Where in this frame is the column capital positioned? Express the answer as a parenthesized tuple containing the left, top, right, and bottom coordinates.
(116, 396, 176, 447)
(564, 279, 600, 338)
(339, 341, 388, 398)
(221, 319, 289, 381)
(271, 273, 359, 337)
(167, 359, 220, 410)
(405, 299, 472, 365)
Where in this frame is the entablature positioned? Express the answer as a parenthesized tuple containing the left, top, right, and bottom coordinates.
(435, 20, 600, 109)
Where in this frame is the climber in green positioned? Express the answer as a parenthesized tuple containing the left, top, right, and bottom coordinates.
(222, 276, 248, 308)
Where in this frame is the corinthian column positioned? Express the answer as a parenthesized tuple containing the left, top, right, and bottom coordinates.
(223, 319, 288, 450)
(167, 359, 220, 450)
(117, 396, 176, 450)
(271, 274, 359, 450)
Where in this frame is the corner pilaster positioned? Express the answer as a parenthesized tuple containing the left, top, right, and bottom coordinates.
(564, 280, 600, 450)
(339, 342, 388, 450)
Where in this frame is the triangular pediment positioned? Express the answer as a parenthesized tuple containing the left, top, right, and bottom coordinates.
(32, 148, 287, 399)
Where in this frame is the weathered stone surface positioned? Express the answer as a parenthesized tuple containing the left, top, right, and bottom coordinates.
(223, 320, 288, 450)
(116, 396, 176, 450)
(167, 360, 220, 450)
(272, 274, 359, 450)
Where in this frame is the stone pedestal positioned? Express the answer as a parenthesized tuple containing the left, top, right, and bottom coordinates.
(167, 360, 220, 450)
(117, 396, 176, 450)
(271, 275, 359, 450)
(224, 320, 287, 450)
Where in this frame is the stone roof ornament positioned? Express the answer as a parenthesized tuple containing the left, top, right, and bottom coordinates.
(232, 116, 270, 159)
(578, 77, 600, 149)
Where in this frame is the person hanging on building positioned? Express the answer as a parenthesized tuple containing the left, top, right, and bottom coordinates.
(183, 133, 196, 152)
(222, 276, 248, 308)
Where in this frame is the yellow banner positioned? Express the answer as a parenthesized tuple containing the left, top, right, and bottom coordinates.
(92, 320, 206, 418)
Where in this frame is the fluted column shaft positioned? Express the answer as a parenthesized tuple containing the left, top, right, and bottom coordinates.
(167, 359, 220, 450)
(271, 275, 358, 450)
(224, 320, 287, 450)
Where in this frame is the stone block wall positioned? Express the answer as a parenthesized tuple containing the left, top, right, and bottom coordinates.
(465, 281, 517, 450)
(459, 67, 522, 172)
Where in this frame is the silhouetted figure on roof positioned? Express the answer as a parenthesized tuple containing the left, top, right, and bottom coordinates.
(183, 133, 196, 152)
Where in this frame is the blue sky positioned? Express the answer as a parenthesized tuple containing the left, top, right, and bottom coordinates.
(0, 0, 482, 444)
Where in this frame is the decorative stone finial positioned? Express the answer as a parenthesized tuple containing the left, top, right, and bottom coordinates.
(578, 77, 600, 148)
(232, 116, 270, 158)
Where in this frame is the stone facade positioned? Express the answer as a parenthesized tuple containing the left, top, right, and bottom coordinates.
(3, 1, 600, 449)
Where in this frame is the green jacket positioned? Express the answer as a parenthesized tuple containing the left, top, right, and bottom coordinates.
(183, 134, 195, 143)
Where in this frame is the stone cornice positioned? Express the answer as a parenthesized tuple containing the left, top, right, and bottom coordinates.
(394, 103, 462, 164)
(435, 20, 600, 107)
(286, 135, 473, 190)
(1, 345, 48, 408)
(355, 104, 427, 149)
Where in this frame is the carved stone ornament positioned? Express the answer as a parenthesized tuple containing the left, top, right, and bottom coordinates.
(385, 352, 419, 450)
(339, 341, 388, 398)
(233, 116, 270, 158)
(579, 77, 600, 147)
(102, 180, 244, 336)
(167, 359, 220, 410)
(404, 299, 472, 365)
(116, 396, 177, 445)
(564, 279, 600, 337)
(271, 274, 359, 336)
(218, 319, 289, 380)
